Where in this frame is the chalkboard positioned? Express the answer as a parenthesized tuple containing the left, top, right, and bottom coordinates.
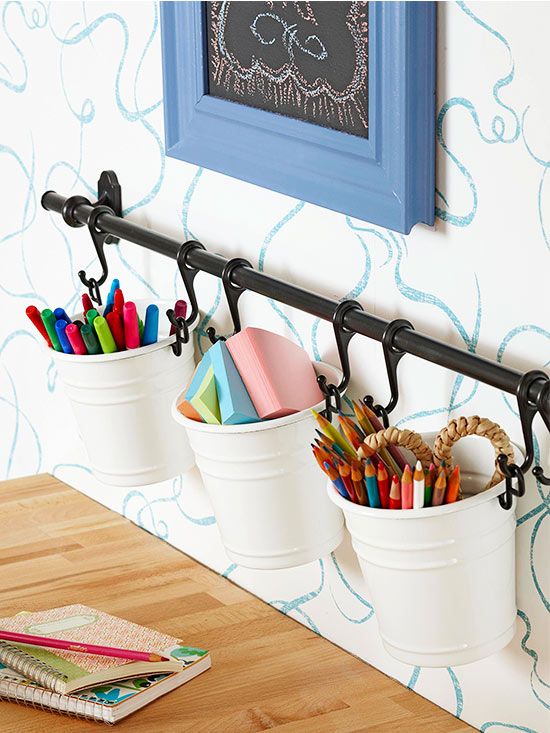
(206, 2, 369, 138)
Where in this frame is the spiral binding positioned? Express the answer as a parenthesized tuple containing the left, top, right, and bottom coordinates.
(0, 669, 111, 723)
(0, 640, 68, 694)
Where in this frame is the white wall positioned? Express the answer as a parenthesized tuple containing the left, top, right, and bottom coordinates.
(1, 3, 548, 730)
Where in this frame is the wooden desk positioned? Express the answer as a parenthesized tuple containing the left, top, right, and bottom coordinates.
(1, 475, 472, 732)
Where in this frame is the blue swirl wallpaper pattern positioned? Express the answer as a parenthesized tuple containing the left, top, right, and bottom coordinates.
(0, 2, 548, 731)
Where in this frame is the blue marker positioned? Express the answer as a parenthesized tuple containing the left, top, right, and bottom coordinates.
(55, 319, 73, 354)
(103, 278, 120, 317)
(53, 307, 71, 324)
(142, 304, 159, 346)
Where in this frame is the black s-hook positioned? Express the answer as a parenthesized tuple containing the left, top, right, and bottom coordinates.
(207, 258, 252, 344)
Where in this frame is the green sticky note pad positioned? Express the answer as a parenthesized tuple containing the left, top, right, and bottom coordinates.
(190, 365, 221, 424)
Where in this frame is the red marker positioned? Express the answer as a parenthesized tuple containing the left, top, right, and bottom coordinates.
(81, 293, 94, 315)
(389, 474, 401, 509)
(65, 323, 88, 355)
(106, 310, 125, 351)
(113, 288, 125, 314)
(377, 462, 390, 509)
(26, 305, 52, 347)
(170, 299, 188, 334)
(123, 301, 140, 349)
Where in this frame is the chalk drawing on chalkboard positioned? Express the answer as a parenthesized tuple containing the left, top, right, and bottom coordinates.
(206, 2, 369, 138)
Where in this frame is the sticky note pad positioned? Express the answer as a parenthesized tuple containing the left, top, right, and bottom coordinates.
(226, 327, 323, 419)
(190, 365, 221, 424)
(209, 340, 259, 425)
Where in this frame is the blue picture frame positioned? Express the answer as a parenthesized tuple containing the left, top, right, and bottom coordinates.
(161, 2, 435, 234)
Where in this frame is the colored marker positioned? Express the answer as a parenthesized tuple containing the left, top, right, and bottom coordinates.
(86, 308, 99, 327)
(432, 468, 447, 506)
(364, 458, 381, 508)
(123, 302, 140, 349)
(106, 311, 125, 351)
(82, 293, 94, 315)
(103, 278, 120, 318)
(389, 474, 401, 509)
(138, 315, 144, 343)
(351, 460, 368, 506)
(142, 304, 159, 346)
(424, 463, 435, 506)
(446, 465, 461, 504)
(401, 465, 413, 509)
(377, 462, 390, 509)
(55, 319, 73, 354)
(113, 288, 124, 314)
(65, 323, 88, 355)
(26, 305, 52, 347)
(93, 316, 117, 354)
(413, 460, 425, 509)
(80, 324, 101, 355)
(170, 299, 188, 335)
(53, 307, 71, 324)
(324, 461, 348, 499)
(41, 309, 62, 352)
(338, 462, 357, 502)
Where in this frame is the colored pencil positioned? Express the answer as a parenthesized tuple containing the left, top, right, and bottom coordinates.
(338, 461, 357, 502)
(324, 461, 348, 498)
(0, 630, 169, 663)
(337, 415, 362, 451)
(26, 305, 52, 347)
(432, 468, 447, 506)
(311, 409, 355, 457)
(424, 463, 435, 506)
(351, 460, 368, 506)
(364, 458, 381, 508)
(413, 460, 425, 509)
(360, 402, 407, 472)
(354, 401, 402, 478)
(401, 464, 413, 509)
(389, 474, 401, 509)
(315, 431, 347, 460)
(377, 462, 390, 509)
(445, 465, 461, 503)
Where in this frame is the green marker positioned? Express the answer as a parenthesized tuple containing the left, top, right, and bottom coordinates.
(138, 315, 144, 344)
(86, 308, 99, 327)
(81, 323, 101, 354)
(41, 309, 62, 352)
(93, 316, 117, 354)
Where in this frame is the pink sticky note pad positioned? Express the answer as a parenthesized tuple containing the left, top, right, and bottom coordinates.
(226, 327, 323, 420)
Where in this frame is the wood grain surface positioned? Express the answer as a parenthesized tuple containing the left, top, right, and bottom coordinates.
(0, 474, 473, 732)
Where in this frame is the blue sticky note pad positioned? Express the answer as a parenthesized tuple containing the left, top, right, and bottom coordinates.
(209, 340, 259, 425)
(184, 350, 212, 402)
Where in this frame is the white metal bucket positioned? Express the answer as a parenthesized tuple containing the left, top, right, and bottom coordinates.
(53, 300, 196, 487)
(172, 362, 345, 569)
(327, 432, 519, 667)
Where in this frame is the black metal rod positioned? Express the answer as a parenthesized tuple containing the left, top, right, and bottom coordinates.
(42, 190, 550, 423)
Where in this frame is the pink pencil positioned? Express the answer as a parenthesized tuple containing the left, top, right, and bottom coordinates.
(0, 629, 169, 663)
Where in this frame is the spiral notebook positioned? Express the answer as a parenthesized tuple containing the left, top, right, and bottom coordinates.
(0, 661, 210, 724)
(0, 605, 210, 695)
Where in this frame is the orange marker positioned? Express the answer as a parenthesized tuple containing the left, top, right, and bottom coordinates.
(446, 465, 461, 503)
(389, 474, 401, 509)
(351, 460, 368, 506)
(338, 461, 357, 502)
(377, 462, 390, 509)
(432, 468, 447, 506)
(401, 464, 413, 509)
